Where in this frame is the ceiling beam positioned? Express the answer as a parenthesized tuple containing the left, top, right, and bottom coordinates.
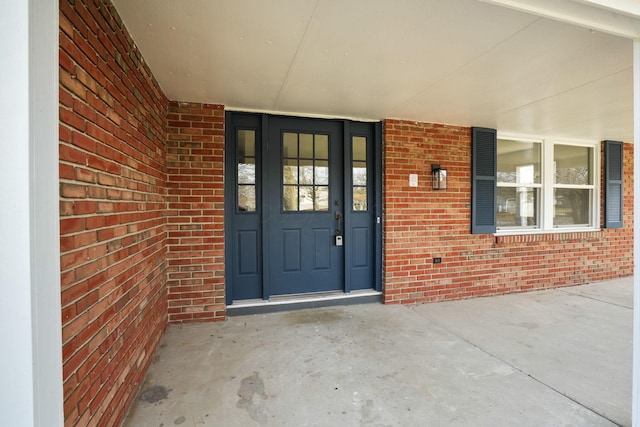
(480, 0, 640, 38)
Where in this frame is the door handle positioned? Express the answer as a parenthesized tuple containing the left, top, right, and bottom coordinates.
(334, 200, 343, 246)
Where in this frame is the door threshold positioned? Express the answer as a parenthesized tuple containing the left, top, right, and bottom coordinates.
(226, 290, 382, 316)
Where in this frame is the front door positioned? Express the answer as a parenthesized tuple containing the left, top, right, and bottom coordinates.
(225, 113, 381, 303)
(266, 117, 343, 295)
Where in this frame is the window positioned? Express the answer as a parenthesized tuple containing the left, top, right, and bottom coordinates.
(497, 139, 541, 229)
(496, 137, 598, 232)
(237, 129, 256, 212)
(282, 132, 329, 212)
(352, 136, 368, 211)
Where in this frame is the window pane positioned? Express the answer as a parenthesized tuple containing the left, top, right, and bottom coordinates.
(299, 134, 313, 158)
(315, 186, 329, 211)
(353, 187, 368, 211)
(315, 160, 329, 185)
(283, 159, 298, 184)
(238, 159, 255, 184)
(238, 185, 256, 212)
(299, 160, 313, 185)
(315, 135, 329, 159)
(555, 145, 591, 185)
(353, 161, 367, 186)
(283, 133, 298, 158)
(497, 187, 539, 228)
(238, 130, 255, 157)
(497, 139, 541, 184)
(299, 186, 314, 211)
(283, 186, 298, 211)
(353, 136, 367, 161)
(554, 188, 591, 226)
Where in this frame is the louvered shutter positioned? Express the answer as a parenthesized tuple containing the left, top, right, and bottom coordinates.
(604, 140, 623, 228)
(471, 127, 497, 234)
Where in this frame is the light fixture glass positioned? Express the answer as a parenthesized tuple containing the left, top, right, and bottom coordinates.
(431, 164, 447, 190)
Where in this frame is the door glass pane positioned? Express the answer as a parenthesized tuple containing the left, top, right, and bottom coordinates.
(299, 160, 314, 185)
(315, 160, 329, 185)
(353, 137, 367, 161)
(353, 161, 367, 186)
(352, 136, 368, 211)
(283, 186, 298, 211)
(554, 188, 591, 226)
(238, 130, 255, 157)
(299, 134, 314, 158)
(238, 159, 255, 184)
(238, 185, 256, 212)
(353, 187, 367, 211)
(283, 159, 298, 184)
(315, 186, 329, 211)
(299, 186, 314, 211)
(554, 145, 592, 185)
(283, 133, 298, 158)
(315, 135, 329, 159)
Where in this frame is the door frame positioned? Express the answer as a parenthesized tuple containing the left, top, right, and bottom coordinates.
(224, 112, 383, 304)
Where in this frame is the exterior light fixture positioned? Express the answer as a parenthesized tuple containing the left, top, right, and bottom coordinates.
(431, 164, 447, 190)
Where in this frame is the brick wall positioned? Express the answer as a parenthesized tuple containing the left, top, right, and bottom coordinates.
(59, 1, 168, 425)
(383, 119, 633, 304)
(166, 102, 226, 322)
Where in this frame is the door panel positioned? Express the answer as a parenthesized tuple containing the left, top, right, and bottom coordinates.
(238, 231, 258, 274)
(313, 228, 332, 270)
(282, 229, 301, 272)
(352, 227, 369, 268)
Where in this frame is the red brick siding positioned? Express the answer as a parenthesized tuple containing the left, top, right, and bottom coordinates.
(166, 102, 226, 323)
(59, 1, 168, 425)
(383, 119, 633, 304)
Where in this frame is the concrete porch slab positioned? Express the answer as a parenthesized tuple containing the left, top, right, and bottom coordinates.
(123, 279, 632, 426)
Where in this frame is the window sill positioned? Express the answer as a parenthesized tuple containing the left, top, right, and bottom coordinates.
(494, 229, 603, 245)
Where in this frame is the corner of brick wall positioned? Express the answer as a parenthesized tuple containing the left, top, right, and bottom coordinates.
(59, 1, 168, 425)
(382, 119, 633, 305)
(166, 101, 226, 323)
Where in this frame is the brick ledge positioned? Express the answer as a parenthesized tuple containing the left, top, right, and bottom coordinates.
(495, 230, 604, 244)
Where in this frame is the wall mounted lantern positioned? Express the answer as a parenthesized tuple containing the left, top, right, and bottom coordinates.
(431, 164, 447, 190)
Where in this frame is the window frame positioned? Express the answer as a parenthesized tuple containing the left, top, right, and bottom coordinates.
(496, 135, 600, 234)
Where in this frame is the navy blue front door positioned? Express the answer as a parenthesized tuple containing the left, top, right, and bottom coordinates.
(225, 113, 382, 303)
(266, 117, 344, 295)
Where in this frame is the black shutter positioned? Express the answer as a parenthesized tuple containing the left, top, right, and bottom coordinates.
(471, 127, 497, 234)
(604, 140, 623, 228)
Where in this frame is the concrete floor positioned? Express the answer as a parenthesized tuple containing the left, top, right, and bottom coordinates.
(123, 278, 632, 426)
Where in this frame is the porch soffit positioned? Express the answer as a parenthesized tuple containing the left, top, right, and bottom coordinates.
(480, 0, 640, 39)
(113, 0, 638, 142)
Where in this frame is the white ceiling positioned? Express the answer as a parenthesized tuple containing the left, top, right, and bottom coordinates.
(113, 0, 638, 142)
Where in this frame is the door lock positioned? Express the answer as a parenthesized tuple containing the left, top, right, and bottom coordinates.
(335, 235, 343, 246)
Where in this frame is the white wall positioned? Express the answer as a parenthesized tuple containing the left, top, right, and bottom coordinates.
(0, 1, 63, 425)
(633, 39, 640, 427)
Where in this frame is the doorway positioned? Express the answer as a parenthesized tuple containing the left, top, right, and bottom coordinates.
(224, 113, 382, 304)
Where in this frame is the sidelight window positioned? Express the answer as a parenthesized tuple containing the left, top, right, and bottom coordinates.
(352, 136, 368, 211)
(237, 129, 256, 212)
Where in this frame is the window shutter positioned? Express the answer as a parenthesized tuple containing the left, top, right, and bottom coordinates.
(471, 127, 497, 234)
(604, 140, 623, 228)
